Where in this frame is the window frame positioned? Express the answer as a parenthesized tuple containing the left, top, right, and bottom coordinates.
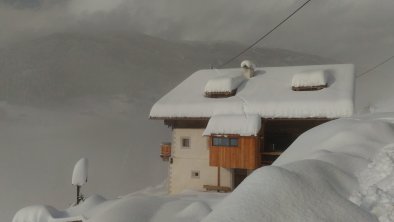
(181, 137, 191, 149)
(191, 170, 200, 179)
(211, 136, 239, 147)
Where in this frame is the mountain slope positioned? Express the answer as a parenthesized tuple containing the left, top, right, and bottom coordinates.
(0, 31, 336, 104)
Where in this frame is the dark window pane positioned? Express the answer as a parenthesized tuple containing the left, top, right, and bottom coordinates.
(182, 138, 190, 147)
(212, 137, 238, 147)
(212, 137, 221, 146)
(222, 138, 230, 146)
(230, 138, 238, 146)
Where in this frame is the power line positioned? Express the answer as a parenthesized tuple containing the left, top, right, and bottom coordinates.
(217, 0, 313, 68)
(356, 55, 394, 78)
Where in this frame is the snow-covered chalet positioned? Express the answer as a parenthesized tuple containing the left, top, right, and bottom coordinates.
(150, 61, 355, 193)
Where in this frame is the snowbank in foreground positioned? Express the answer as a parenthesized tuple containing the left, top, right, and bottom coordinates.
(351, 144, 394, 222)
(13, 185, 226, 222)
(204, 114, 394, 222)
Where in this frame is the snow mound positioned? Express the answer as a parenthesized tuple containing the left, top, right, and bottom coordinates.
(203, 114, 261, 136)
(72, 158, 88, 186)
(351, 144, 394, 222)
(370, 99, 394, 113)
(204, 114, 394, 222)
(176, 201, 212, 220)
(12, 195, 107, 222)
(13, 205, 64, 222)
(274, 118, 394, 171)
(204, 73, 245, 94)
(291, 70, 327, 87)
(203, 161, 376, 222)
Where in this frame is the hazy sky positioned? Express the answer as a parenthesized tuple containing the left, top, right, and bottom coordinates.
(0, 0, 393, 76)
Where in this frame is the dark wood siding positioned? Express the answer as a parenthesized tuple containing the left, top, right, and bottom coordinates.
(260, 118, 332, 165)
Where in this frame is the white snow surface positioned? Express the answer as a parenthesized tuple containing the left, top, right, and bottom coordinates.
(350, 143, 394, 222)
(291, 69, 327, 87)
(150, 64, 355, 119)
(370, 99, 394, 113)
(203, 114, 261, 136)
(204, 73, 245, 94)
(72, 158, 88, 186)
(15, 112, 394, 222)
(204, 113, 394, 222)
(13, 183, 226, 222)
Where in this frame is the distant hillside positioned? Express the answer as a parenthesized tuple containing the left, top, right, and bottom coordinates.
(0, 31, 336, 104)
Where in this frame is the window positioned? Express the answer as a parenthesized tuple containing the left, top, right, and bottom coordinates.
(181, 137, 190, 148)
(212, 137, 238, 147)
(230, 138, 238, 146)
(191, 170, 200, 178)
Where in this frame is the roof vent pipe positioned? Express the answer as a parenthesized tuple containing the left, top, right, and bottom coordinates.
(241, 60, 256, 79)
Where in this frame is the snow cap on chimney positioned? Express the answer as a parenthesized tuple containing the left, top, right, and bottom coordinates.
(241, 60, 256, 79)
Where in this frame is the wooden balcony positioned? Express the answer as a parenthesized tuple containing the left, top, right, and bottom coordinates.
(160, 143, 171, 161)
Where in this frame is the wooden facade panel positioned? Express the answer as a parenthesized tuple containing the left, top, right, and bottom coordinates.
(209, 136, 259, 170)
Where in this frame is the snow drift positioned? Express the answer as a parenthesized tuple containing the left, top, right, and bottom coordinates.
(204, 114, 394, 222)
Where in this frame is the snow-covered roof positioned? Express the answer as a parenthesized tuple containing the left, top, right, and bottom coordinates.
(203, 114, 261, 136)
(150, 64, 355, 119)
(204, 73, 245, 95)
(291, 70, 327, 88)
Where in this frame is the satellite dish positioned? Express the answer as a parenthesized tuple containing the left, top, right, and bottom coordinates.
(72, 158, 89, 186)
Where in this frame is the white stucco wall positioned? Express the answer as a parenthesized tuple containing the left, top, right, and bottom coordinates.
(169, 128, 232, 193)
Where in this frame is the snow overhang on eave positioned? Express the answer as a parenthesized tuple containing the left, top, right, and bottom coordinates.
(203, 114, 261, 137)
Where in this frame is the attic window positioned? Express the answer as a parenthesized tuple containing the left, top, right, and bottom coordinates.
(291, 70, 328, 91)
(204, 74, 245, 98)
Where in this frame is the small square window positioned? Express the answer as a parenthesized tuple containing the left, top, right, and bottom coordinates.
(191, 170, 200, 178)
(181, 137, 190, 148)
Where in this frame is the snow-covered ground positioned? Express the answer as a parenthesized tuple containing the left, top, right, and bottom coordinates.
(13, 106, 394, 222)
(13, 183, 227, 222)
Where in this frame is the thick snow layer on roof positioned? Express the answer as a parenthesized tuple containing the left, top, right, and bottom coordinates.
(203, 114, 261, 136)
(150, 64, 355, 119)
(291, 70, 327, 87)
(204, 74, 245, 94)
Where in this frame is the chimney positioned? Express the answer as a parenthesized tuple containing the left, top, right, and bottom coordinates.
(241, 60, 256, 79)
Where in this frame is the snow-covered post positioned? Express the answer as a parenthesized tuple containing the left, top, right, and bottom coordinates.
(72, 158, 88, 205)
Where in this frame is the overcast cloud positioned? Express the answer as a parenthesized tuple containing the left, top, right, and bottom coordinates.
(0, 0, 393, 101)
(1, 0, 393, 68)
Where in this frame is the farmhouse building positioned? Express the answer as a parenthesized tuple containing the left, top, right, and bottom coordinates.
(150, 62, 355, 193)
